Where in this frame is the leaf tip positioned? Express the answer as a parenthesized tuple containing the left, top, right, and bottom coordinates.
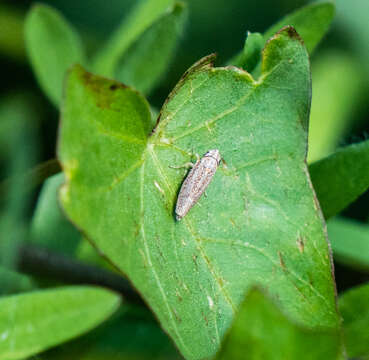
(277, 25, 304, 44)
(66, 65, 131, 107)
(319, 0, 336, 15)
(152, 53, 217, 133)
(25, 3, 59, 24)
(27, 3, 46, 16)
(186, 53, 217, 74)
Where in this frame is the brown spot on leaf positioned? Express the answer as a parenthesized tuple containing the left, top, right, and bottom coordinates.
(286, 26, 299, 39)
(77, 67, 127, 110)
(176, 290, 183, 302)
(276, 25, 305, 45)
(278, 251, 286, 270)
(110, 83, 127, 91)
(172, 307, 182, 323)
(297, 236, 305, 253)
(192, 254, 198, 270)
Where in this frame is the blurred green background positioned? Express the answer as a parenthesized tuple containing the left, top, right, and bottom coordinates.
(0, 0, 368, 358)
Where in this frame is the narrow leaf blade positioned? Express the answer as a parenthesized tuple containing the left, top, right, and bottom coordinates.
(25, 4, 85, 106)
(309, 139, 369, 220)
(327, 217, 369, 270)
(308, 52, 363, 163)
(92, 0, 177, 80)
(228, 1, 335, 72)
(229, 32, 264, 72)
(40, 306, 181, 360)
(0, 94, 39, 269)
(264, 1, 335, 54)
(339, 283, 369, 358)
(115, 2, 187, 95)
(0, 267, 35, 295)
(0, 286, 120, 360)
(31, 173, 81, 256)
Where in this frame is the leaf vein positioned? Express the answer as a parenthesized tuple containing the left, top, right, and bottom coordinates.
(108, 159, 144, 190)
(170, 85, 257, 142)
(201, 236, 335, 316)
(139, 162, 189, 353)
(156, 76, 212, 134)
(148, 145, 236, 318)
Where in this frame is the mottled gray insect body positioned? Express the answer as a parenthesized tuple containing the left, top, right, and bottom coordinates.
(175, 149, 221, 221)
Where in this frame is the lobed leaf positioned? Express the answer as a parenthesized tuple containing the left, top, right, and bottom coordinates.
(216, 288, 342, 360)
(327, 217, 369, 271)
(92, 0, 186, 95)
(0, 286, 121, 360)
(25, 4, 85, 106)
(58, 27, 339, 359)
(309, 139, 369, 220)
(339, 283, 369, 358)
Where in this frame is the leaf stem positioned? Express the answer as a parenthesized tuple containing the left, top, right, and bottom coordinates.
(16, 243, 144, 306)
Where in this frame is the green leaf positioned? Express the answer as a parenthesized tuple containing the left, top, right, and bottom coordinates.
(0, 267, 35, 295)
(309, 139, 369, 220)
(0, 286, 121, 360)
(114, 2, 187, 95)
(264, 1, 335, 54)
(31, 173, 113, 269)
(58, 27, 339, 359)
(42, 305, 181, 360)
(339, 283, 369, 358)
(25, 4, 85, 106)
(31, 173, 81, 256)
(229, 32, 264, 72)
(92, 0, 185, 94)
(327, 217, 369, 271)
(307, 52, 363, 163)
(217, 288, 342, 360)
(0, 94, 38, 269)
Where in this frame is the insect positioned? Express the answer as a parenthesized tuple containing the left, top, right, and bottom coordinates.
(175, 149, 221, 221)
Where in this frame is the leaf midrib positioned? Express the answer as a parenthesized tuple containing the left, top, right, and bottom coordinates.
(138, 159, 190, 354)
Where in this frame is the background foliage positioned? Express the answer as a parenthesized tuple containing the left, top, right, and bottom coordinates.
(0, 0, 368, 359)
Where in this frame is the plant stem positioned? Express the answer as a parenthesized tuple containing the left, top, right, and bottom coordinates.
(17, 243, 144, 305)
